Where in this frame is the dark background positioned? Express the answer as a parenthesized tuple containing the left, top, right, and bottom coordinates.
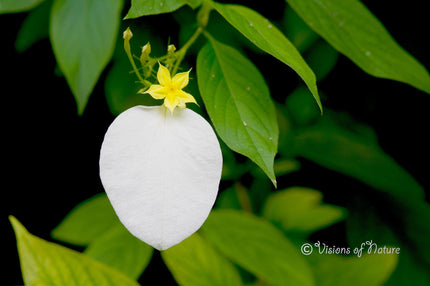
(2, 0, 429, 285)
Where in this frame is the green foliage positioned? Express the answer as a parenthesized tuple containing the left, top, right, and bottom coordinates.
(50, 0, 123, 114)
(213, 2, 322, 111)
(10, 189, 402, 285)
(201, 210, 315, 285)
(162, 233, 242, 286)
(285, 87, 320, 126)
(125, 0, 202, 18)
(0, 0, 45, 14)
(10, 216, 139, 286)
(310, 253, 398, 286)
(4, 0, 430, 285)
(14, 0, 50, 52)
(305, 40, 338, 81)
(285, 0, 430, 94)
(283, 6, 318, 53)
(51, 193, 118, 245)
(52, 194, 153, 279)
(84, 222, 153, 280)
(346, 196, 430, 286)
(289, 113, 425, 203)
(263, 187, 346, 234)
(197, 36, 278, 183)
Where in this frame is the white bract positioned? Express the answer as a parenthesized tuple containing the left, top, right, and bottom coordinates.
(99, 106, 222, 250)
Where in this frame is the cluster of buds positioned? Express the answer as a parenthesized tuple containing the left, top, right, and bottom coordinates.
(123, 27, 153, 89)
(122, 27, 182, 93)
(122, 27, 196, 113)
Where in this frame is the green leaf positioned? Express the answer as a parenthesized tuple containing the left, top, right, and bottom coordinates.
(213, 3, 322, 111)
(50, 0, 122, 114)
(125, 0, 201, 19)
(273, 158, 301, 176)
(0, 0, 44, 13)
(52, 193, 153, 279)
(10, 216, 139, 286)
(197, 37, 278, 183)
(215, 186, 243, 211)
(285, 87, 321, 126)
(346, 198, 430, 285)
(263, 187, 346, 234)
(162, 233, 242, 286)
(305, 40, 338, 81)
(291, 114, 425, 202)
(285, 0, 430, 94)
(201, 210, 315, 286)
(202, 10, 262, 56)
(15, 0, 51, 52)
(309, 253, 397, 286)
(184, 0, 201, 9)
(283, 5, 319, 53)
(219, 141, 249, 181)
(85, 223, 153, 280)
(385, 250, 430, 286)
(52, 193, 118, 246)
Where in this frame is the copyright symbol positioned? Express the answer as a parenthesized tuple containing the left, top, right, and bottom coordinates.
(301, 243, 313, 255)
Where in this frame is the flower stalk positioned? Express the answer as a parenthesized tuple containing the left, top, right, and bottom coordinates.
(123, 28, 147, 86)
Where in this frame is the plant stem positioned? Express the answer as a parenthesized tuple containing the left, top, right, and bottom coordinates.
(125, 49, 146, 85)
(171, 27, 203, 75)
(126, 21, 204, 84)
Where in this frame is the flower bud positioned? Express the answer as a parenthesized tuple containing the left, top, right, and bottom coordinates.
(123, 27, 133, 41)
(167, 44, 176, 54)
(123, 28, 133, 54)
(140, 42, 151, 64)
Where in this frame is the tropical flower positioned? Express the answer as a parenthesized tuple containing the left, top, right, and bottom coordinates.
(99, 105, 222, 250)
(141, 64, 197, 113)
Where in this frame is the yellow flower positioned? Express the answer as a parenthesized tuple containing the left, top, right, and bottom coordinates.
(142, 64, 197, 113)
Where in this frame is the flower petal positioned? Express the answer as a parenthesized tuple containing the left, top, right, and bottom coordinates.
(164, 97, 179, 113)
(99, 106, 222, 250)
(172, 71, 190, 90)
(143, 84, 167, 99)
(157, 64, 171, 86)
(177, 90, 197, 104)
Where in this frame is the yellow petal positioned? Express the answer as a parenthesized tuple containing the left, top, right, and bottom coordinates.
(172, 71, 190, 90)
(177, 90, 197, 104)
(157, 64, 171, 86)
(164, 97, 179, 113)
(144, 84, 167, 99)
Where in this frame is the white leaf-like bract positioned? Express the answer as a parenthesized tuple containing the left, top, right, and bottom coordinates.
(99, 106, 222, 250)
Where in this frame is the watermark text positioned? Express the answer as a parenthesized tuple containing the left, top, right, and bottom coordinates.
(300, 240, 400, 257)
